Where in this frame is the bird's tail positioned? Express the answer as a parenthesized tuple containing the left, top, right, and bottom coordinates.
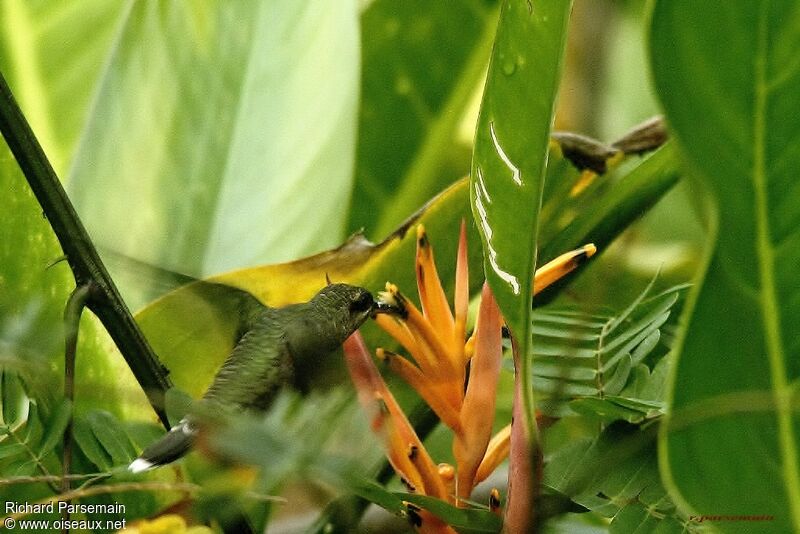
(128, 418, 195, 473)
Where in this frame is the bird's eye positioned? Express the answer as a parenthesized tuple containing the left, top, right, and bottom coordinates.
(350, 292, 374, 313)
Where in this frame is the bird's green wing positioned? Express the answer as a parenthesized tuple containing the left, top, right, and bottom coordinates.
(203, 310, 294, 411)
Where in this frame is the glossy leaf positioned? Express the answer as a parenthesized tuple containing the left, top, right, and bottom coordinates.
(469, 0, 572, 441)
(67, 0, 360, 295)
(352, 0, 498, 238)
(651, 2, 800, 531)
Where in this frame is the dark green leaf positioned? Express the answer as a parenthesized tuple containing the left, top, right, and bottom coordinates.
(85, 410, 136, 465)
(353, 0, 498, 237)
(4, 459, 37, 477)
(37, 399, 72, 457)
(569, 397, 663, 425)
(630, 330, 660, 366)
(603, 355, 632, 397)
(398, 493, 503, 532)
(0, 442, 25, 460)
(339, 474, 406, 516)
(72, 414, 112, 470)
(609, 503, 687, 534)
(651, 2, 800, 530)
(470, 0, 572, 432)
(544, 422, 693, 530)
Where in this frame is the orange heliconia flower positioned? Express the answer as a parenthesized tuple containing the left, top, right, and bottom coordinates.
(344, 221, 595, 532)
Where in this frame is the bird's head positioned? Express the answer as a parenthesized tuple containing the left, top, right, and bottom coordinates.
(310, 283, 398, 336)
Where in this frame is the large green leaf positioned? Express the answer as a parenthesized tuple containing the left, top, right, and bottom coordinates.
(66, 0, 360, 293)
(0, 0, 126, 175)
(351, 0, 498, 238)
(0, 129, 143, 517)
(0, 0, 130, 414)
(471, 0, 571, 340)
(650, 2, 800, 531)
(469, 2, 572, 499)
(0, 143, 122, 413)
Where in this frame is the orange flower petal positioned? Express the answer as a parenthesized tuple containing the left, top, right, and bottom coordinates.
(375, 309, 420, 357)
(386, 421, 426, 493)
(390, 285, 463, 407)
(474, 424, 511, 485)
(532, 244, 596, 295)
(403, 299, 456, 366)
(384, 392, 447, 500)
(415, 225, 455, 342)
(453, 283, 503, 500)
(379, 349, 462, 433)
(453, 220, 469, 365)
(345, 333, 448, 500)
(343, 332, 386, 416)
(438, 463, 456, 501)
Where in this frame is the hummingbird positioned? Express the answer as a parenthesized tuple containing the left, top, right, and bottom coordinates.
(129, 282, 392, 473)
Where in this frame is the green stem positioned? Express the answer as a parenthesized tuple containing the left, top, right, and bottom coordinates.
(0, 70, 172, 428)
(61, 284, 90, 530)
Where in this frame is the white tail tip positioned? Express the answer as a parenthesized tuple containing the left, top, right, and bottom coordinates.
(128, 458, 154, 473)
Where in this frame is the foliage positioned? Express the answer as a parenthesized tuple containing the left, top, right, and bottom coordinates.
(650, 1, 800, 532)
(2, 0, 794, 532)
(533, 278, 686, 422)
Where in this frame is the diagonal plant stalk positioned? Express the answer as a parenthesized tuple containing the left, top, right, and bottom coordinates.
(0, 70, 172, 428)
